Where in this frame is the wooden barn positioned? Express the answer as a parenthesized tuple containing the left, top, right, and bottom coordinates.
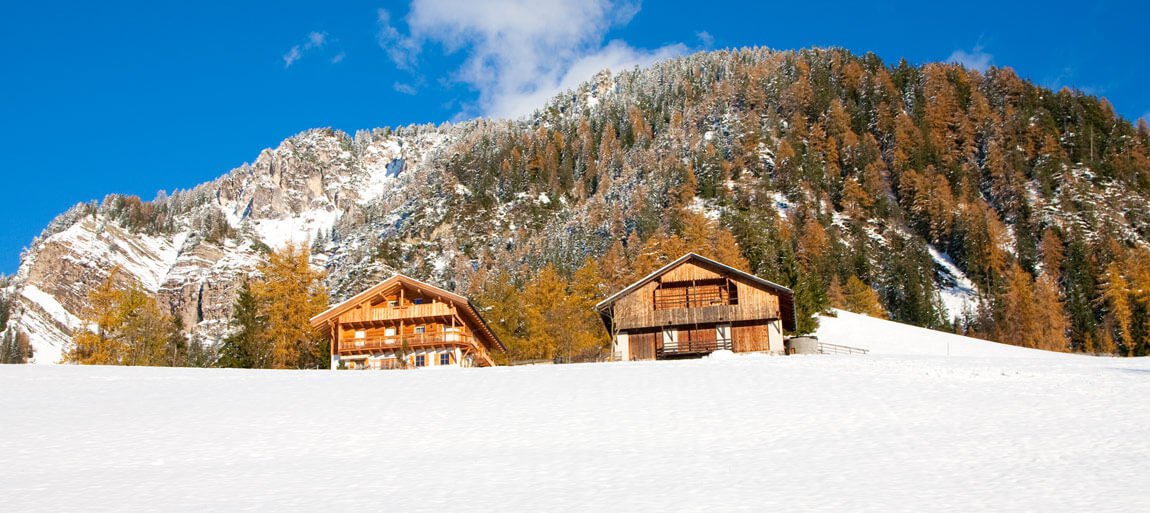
(310, 274, 505, 370)
(595, 253, 797, 360)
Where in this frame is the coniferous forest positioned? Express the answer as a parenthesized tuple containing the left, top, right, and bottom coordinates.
(6, 48, 1150, 364)
(445, 48, 1150, 358)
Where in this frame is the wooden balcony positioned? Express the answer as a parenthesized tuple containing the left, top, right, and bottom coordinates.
(338, 302, 456, 327)
(657, 338, 733, 358)
(614, 303, 781, 331)
(337, 333, 476, 355)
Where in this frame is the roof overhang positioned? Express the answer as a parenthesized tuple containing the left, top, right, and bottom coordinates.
(594, 252, 798, 332)
(310, 274, 506, 352)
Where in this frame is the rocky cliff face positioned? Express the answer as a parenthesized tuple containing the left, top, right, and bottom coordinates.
(8, 126, 458, 363)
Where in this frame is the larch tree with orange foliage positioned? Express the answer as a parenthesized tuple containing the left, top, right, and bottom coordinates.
(251, 243, 329, 369)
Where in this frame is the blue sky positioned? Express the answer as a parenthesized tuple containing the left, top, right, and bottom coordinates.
(1, 0, 1147, 274)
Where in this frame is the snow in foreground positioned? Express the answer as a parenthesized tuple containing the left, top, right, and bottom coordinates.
(3, 353, 1148, 513)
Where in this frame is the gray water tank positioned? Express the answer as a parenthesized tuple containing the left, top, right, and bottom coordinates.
(785, 336, 820, 355)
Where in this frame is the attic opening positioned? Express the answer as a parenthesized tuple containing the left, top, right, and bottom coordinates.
(653, 277, 738, 310)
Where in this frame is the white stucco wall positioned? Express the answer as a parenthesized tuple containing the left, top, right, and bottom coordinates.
(616, 332, 630, 361)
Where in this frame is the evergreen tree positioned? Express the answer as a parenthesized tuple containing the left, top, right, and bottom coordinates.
(1, 330, 33, 364)
(827, 275, 846, 311)
(1097, 263, 1132, 355)
(843, 275, 887, 318)
(251, 244, 328, 369)
(879, 235, 945, 329)
(520, 264, 566, 361)
(66, 267, 175, 366)
(218, 280, 270, 368)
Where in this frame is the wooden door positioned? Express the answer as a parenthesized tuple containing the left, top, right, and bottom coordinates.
(629, 331, 658, 360)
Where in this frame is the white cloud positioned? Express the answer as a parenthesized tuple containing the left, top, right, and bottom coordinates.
(697, 31, 714, 49)
(377, 9, 420, 70)
(283, 31, 329, 69)
(308, 32, 326, 48)
(393, 82, 418, 95)
(331, 51, 347, 64)
(947, 44, 993, 72)
(283, 46, 303, 68)
(378, 0, 687, 119)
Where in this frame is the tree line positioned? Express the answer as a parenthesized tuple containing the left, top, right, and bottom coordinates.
(1, 279, 34, 364)
(63, 243, 329, 369)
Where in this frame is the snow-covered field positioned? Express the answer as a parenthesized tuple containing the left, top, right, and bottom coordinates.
(3, 344, 1148, 512)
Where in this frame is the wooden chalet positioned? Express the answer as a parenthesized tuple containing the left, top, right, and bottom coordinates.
(310, 274, 505, 370)
(595, 253, 797, 360)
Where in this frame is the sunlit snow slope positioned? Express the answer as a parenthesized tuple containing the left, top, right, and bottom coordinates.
(3, 352, 1148, 513)
(816, 309, 1065, 358)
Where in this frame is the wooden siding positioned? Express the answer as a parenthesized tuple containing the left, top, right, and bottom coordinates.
(320, 280, 498, 367)
(337, 302, 455, 326)
(659, 262, 723, 283)
(628, 331, 658, 360)
(610, 262, 782, 332)
(603, 257, 795, 358)
(732, 322, 771, 352)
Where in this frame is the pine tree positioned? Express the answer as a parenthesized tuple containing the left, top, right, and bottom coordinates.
(520, 264, 566, 361)
(473, 270, 524, 365)
(1098, 263, 1133, 356)
(1, 330, 33, 364)
(827, 275, 846, 311)
(68, 269, 128, 365)
(563, 258, 611, 361)
(996, 264, 1038, 347)
(251, 244, 328, 369)
(66, 267, 175, 366)
(218, 280, 270, 368)
(118, 285, 172, 366)
(843, 275, 887, 318)
(1032, 275, 1070, 352)
(597, 240, 631, 292)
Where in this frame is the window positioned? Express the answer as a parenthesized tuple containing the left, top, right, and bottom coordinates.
(716, 324, 731, 350)
(354, 330, 366, 339)
(415, 325, 426, 334)
(415, 354, 426, 367)
(387, 300, 398, 307)
(440, 352, 451, 366)
(662, 328, 678, 351)
(653, 279, 738, 310)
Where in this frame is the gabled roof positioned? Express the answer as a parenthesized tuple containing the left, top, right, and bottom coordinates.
(595, 253, 797, 332)
(309, 274, 505, 351)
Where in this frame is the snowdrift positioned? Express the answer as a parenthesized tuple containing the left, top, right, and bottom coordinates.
(815, 309, 1067, 358)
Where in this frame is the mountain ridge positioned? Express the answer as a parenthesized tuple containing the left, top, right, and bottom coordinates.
(5, 47, 1150, 362)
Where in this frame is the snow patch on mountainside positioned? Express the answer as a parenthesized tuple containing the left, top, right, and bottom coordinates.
(251, 209, 341, 250)
(19, 285, 78, 330)
(356, 138, 404, 204)
(51, 220, 185, 291)
(928, 245, 978, 320)
(15, 285, 76, 363)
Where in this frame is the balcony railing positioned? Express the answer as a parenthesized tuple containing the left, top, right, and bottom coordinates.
(339, 303, 455, 324)
(338, 333, 475, 354)
(656, 338, 732, 358)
